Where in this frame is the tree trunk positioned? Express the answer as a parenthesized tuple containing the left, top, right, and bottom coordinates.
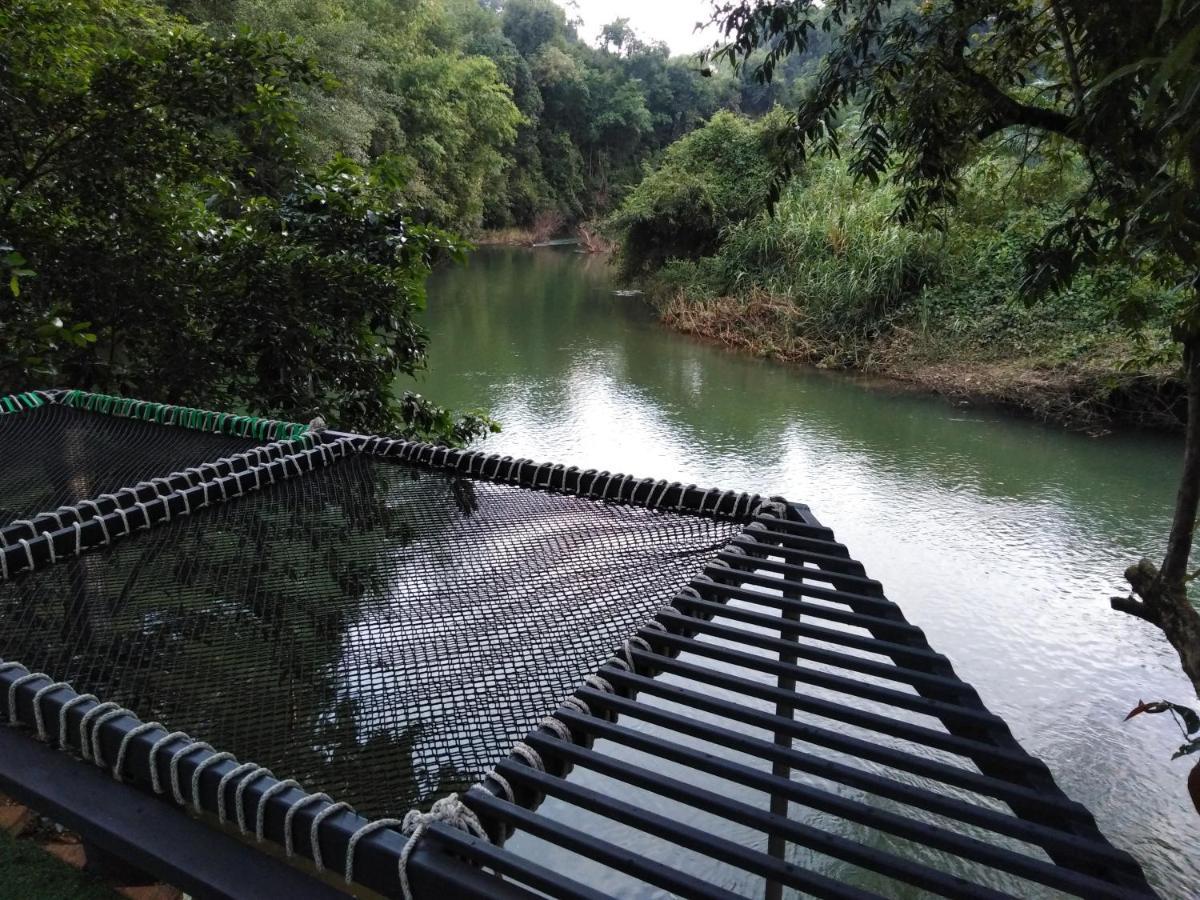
(1113, 334, 1200, 698)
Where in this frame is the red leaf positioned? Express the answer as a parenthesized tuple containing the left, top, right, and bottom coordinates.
(1125, 700, 1152, 720)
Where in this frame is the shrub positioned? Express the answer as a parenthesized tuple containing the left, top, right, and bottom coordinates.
(607, 109, 788, 275)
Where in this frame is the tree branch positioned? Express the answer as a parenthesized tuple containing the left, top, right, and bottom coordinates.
(952, 61, 1077, 139)
(1111, 594, 1159, 624)
(1161, 335, 1200, 586)
(1049, 1, 1086, 114)
(936, 27, 1077, 142)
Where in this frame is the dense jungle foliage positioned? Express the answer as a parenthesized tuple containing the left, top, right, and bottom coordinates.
(0, 0, 816, 434)
(608, 1, 1187, 440)
(168, 0, 818, 231)
(613, 111, 1177, 383)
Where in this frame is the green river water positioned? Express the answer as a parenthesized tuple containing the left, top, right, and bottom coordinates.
(414, 245, 1194, 897)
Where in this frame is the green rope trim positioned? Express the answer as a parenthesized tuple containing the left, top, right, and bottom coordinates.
(57, 390, 309, 442)
(0, 391, 47, 415)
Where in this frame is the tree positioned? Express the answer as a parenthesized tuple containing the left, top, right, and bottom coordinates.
(168, 0, 523, 232)
(707, 0, 1200, 695)
(501, 0, 568, 57)
(1, 0, 492, 442)
(608, 109, 786, 273)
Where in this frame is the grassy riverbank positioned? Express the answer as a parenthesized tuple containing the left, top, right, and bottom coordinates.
(658, 289, 1182, 431)
(612, 113, 1183, 431)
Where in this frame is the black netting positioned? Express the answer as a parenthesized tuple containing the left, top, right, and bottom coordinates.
(0, 405, 260, 525)
(0, 452, 742, 817)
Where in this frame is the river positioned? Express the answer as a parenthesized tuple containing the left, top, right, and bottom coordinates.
(413, 245, 1194, 897)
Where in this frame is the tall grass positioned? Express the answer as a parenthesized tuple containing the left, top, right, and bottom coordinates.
(648, 150, 1175, 368)
(656, 157, 938, 359)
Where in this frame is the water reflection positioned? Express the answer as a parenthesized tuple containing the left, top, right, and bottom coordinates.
(417, 246, 1195, 895)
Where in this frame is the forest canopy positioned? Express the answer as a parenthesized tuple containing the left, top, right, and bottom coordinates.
(0, 0, 799, 434)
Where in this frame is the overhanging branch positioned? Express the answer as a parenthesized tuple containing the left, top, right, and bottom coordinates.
(946, 61, 1077, 140)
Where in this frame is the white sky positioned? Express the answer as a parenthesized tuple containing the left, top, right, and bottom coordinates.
(564, 0, 723, 56)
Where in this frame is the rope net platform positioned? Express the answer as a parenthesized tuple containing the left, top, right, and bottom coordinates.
(0, 390, 1158, 899)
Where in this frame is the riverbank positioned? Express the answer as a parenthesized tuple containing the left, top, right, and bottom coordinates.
(476, 221, 614, 253)
(659, 289, 1183, 433)
(475, 226, 546, 247)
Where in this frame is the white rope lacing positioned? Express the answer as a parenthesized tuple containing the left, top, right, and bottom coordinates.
(189, 751, 235, 806)
(584, 673, 614, 694)
(537, 716, 573, 743)
(652, 480, 674, 509)
(216, 762, 263, 823)
(113, 721, 164, 781)
(169, 740, 214, 804)
(510, 741, 545, 772)
(32, 681, 69, 740)
(148, 731, 190, 794)
(344, 817, 404, 884)
(88, 706, 133, 765)
(234, 766, 275, 833)
(256, 778, 300, 841)
(77, 700, 120, 761)
(619, 636, 651, 669)
(58, 693, 97, 749)
(559, 695, 591, 717)
(309, 800, 353, 872)
(482, 767, 514, 803)
(17, 537, 35, 573)
(283, 792, 332, 857)
(7, 671, 42, 723)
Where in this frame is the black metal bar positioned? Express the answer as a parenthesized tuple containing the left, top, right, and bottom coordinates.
(767, 560, 798, 900)
(523, 732, 1009, 900)
(702, 565, 901, 616)
(352, 434, 769, 523)
(594, 668, 1090, 823)
(669, 592, 947, 665)
(0, 435, 316, 546)
(652, 609, 960, 696)
(0, 664, 526, 900)
(744, 527, 855, 558)
(751, 516, 837, 540)
(0, 725, 345, 900)
(715, 549, 885, 595)
(0, 440, 355, 581)
(464, 784, 742, 900)
(424, 822, 603, 900)
(685, 578, 923, 638)
(776, 508, 1155, 891)
(487, 763, 883, 900)
(638, 629, 1001, 726)
(728, 536, 867, 576)
(651, 610, 970, 696)
(607, 655, 1043, 772)
(573, 688, 1134, 870)
(551, 710, 1138, 898)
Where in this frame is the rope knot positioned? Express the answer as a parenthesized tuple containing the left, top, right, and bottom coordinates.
(397, 794, 489, 899)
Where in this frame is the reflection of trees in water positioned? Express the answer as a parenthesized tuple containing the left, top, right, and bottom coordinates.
(0, 459, 477, 816)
